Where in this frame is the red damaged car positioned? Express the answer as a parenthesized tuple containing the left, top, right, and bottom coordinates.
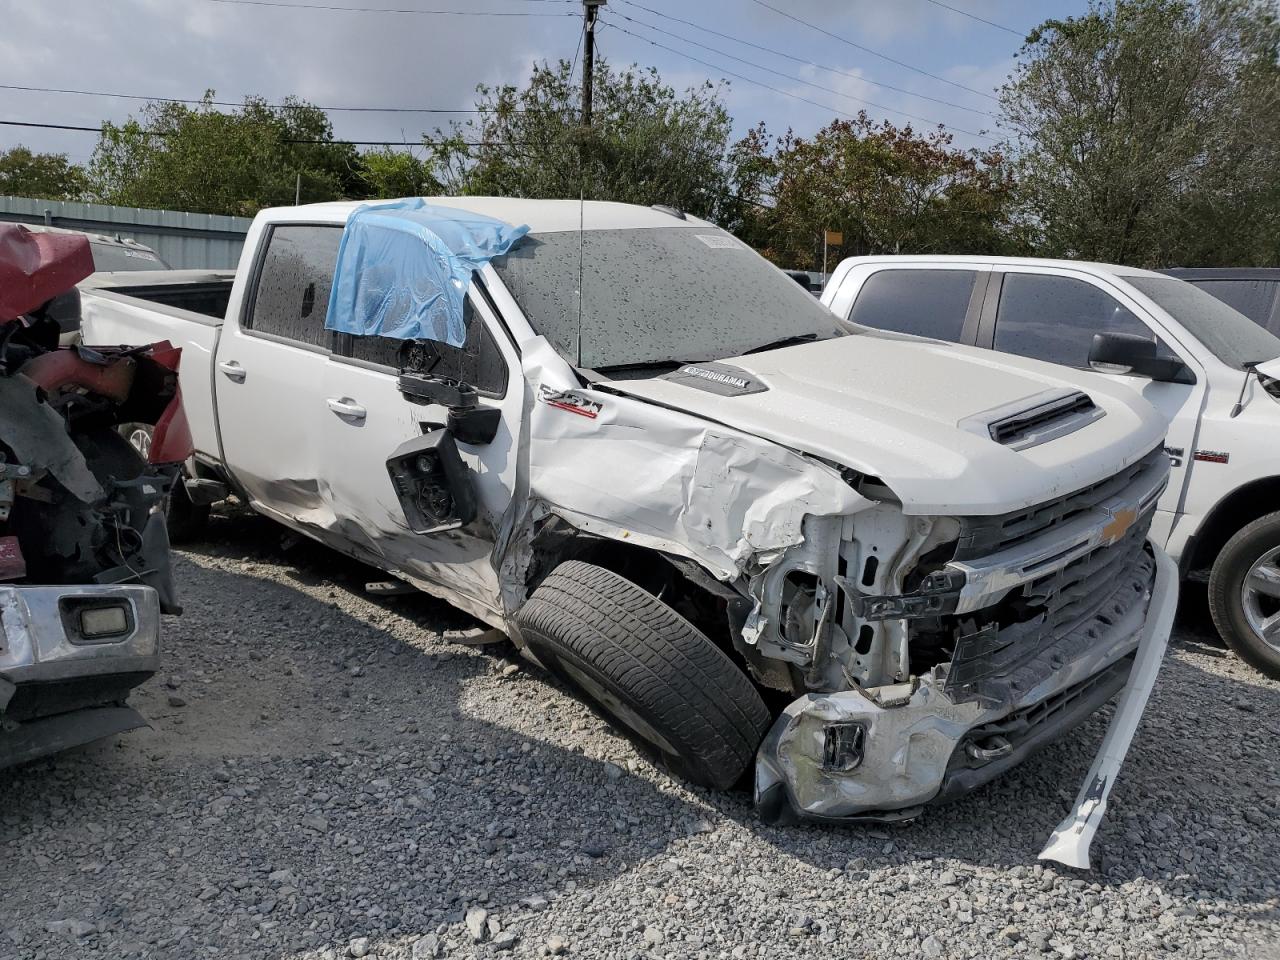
(0, 224, 191, 767)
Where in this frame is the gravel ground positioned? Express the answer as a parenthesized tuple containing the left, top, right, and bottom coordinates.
(1, 511, 1278, 960)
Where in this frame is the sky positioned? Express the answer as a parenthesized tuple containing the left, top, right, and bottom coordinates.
(0, 0, 1092, 169)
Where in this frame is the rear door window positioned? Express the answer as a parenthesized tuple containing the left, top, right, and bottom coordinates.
(993, 273, 1173, 368)
(247, 225, 342, 349)
(848, 269, 977, 342)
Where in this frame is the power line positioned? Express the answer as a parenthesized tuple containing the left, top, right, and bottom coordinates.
(0, 118, 533, 147)
(0, 82, 506, 114)
(918, 0, 1025, 37)
(197, 0, 575, 15)
(602, 19, 992, 140)
(744, 0, 998, 102)
(607, 10, 996, 128)
(617, 0, 993, 119)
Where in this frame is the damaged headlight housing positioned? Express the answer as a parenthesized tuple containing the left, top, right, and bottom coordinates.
(822, 721, 866, 772)
(841, 569, 966, 621)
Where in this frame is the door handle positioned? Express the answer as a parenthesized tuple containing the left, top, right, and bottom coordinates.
(326, 397, 367, 420)
(217, 360, 246, 383)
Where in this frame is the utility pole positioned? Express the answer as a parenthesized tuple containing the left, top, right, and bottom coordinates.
(581, 0, 606, 127)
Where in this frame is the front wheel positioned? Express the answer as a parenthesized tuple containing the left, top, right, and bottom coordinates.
(516, 560, 772, 789)
(120, 423, 210, 543)
(1208, 511, 1280, 679)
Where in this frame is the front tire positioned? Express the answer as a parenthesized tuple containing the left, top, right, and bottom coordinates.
(516, 560, 772, 789)
(1208, 511, 1280, 679)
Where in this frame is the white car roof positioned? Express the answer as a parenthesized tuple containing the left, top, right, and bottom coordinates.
(258, 197, 715, 234)
(841, 254, 1169, 281)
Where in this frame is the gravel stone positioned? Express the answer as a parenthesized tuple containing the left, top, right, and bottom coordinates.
(465, 907, 489, 943)
(0, 515, 1274, 960)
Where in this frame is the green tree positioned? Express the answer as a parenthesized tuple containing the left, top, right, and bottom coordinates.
(732, 114, 1022, 269)
(431, 59, 738, 221)
(88, 94, 365, 217)
(1000, 0, 1280, 266)
(355, 147, 440, 198)
(0, 146, 88, 201)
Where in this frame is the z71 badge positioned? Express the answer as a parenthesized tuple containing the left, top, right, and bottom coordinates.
(537, 386, 602, 420)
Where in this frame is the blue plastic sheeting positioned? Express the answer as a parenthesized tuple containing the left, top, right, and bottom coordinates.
(325, 198, 528, 346)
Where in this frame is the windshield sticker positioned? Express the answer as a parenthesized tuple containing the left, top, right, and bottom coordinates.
(538, 385, 602, 420)
(661, 362, 769, 397)
(694, 234, 742, 250)
(122, 250, 158, 260)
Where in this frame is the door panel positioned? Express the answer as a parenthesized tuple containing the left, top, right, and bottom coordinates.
(319, 288, 523, 620)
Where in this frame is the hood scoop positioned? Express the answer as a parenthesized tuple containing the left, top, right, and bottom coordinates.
(962, 389, 1103, 451)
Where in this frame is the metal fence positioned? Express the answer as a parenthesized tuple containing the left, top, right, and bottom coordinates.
(0, 195, 252, 270)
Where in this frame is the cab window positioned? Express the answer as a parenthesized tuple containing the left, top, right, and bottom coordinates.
(246, 225, 342, 349)
(993, 273, 1175, 368)
(341, 294, 509, 398)
(848, 269, 977, 342)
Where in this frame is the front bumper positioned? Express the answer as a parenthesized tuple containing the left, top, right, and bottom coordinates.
(0, 584, 160, 767)
(755, 540, 1178, 866)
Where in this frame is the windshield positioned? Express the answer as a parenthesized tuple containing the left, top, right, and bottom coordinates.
(1127, 276, 1280, 368)
(90, 243, 169, 272)
(490, 226, 847, 369)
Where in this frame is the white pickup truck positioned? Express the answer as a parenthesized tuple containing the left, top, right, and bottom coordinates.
(822, 256, 1280, 679)
(80, 198, 1177, 866)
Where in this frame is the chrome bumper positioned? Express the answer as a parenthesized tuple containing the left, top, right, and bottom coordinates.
(0, 584, 161, 691)
(0, 584, 159, 767)
(755, 540, 1178, 867)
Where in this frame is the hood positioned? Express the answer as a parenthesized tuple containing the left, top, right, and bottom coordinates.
(605, 334, 1167, 515)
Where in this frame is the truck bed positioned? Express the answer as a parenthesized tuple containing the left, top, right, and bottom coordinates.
(79, 270, 233, 463)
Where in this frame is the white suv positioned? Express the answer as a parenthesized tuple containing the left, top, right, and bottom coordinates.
(823, 255, 1280, 678)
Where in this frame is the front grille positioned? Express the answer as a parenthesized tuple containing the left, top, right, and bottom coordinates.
(954, 447, 1167, 561)
(988, 391, 1097, 448)
(940, 446, 1166, 709)
(945, 520, 1155, 707)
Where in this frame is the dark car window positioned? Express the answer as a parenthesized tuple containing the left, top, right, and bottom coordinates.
(343, 294, 509, 397)
(247, 225, 342, 348)
(993, 273, 1174, 368)
(848, 269, 977, 342)
(1183, 279, 1280, 336)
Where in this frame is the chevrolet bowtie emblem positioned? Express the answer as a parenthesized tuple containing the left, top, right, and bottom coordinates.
(1102, 507, 1138, 544)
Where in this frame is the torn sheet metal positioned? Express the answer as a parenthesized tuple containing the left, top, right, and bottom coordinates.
(0, 374, 103, 503)
(0, 223, 94, 321)
(518, 338, 869, 583)
(1038, 543, 1178, 869)
(326, 198, 528, 347)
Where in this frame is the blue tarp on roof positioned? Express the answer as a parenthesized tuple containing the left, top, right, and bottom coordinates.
(325, 198, 529, 347)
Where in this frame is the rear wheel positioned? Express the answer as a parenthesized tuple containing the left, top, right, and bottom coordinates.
(516, 560, 772, 789)
(1208, 511, 1280, 679)
(120, 423, 209, 543)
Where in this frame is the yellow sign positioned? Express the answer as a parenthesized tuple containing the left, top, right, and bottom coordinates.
(824, 230, 843, 246)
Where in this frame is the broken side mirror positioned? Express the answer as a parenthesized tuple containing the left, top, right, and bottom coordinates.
(398, 373, 501, 445)
(386, 430, 477, 534)
(1089, 333, 1194, 384)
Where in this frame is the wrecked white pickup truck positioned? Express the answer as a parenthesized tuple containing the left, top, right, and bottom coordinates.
(79, 198, 1176, 866)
